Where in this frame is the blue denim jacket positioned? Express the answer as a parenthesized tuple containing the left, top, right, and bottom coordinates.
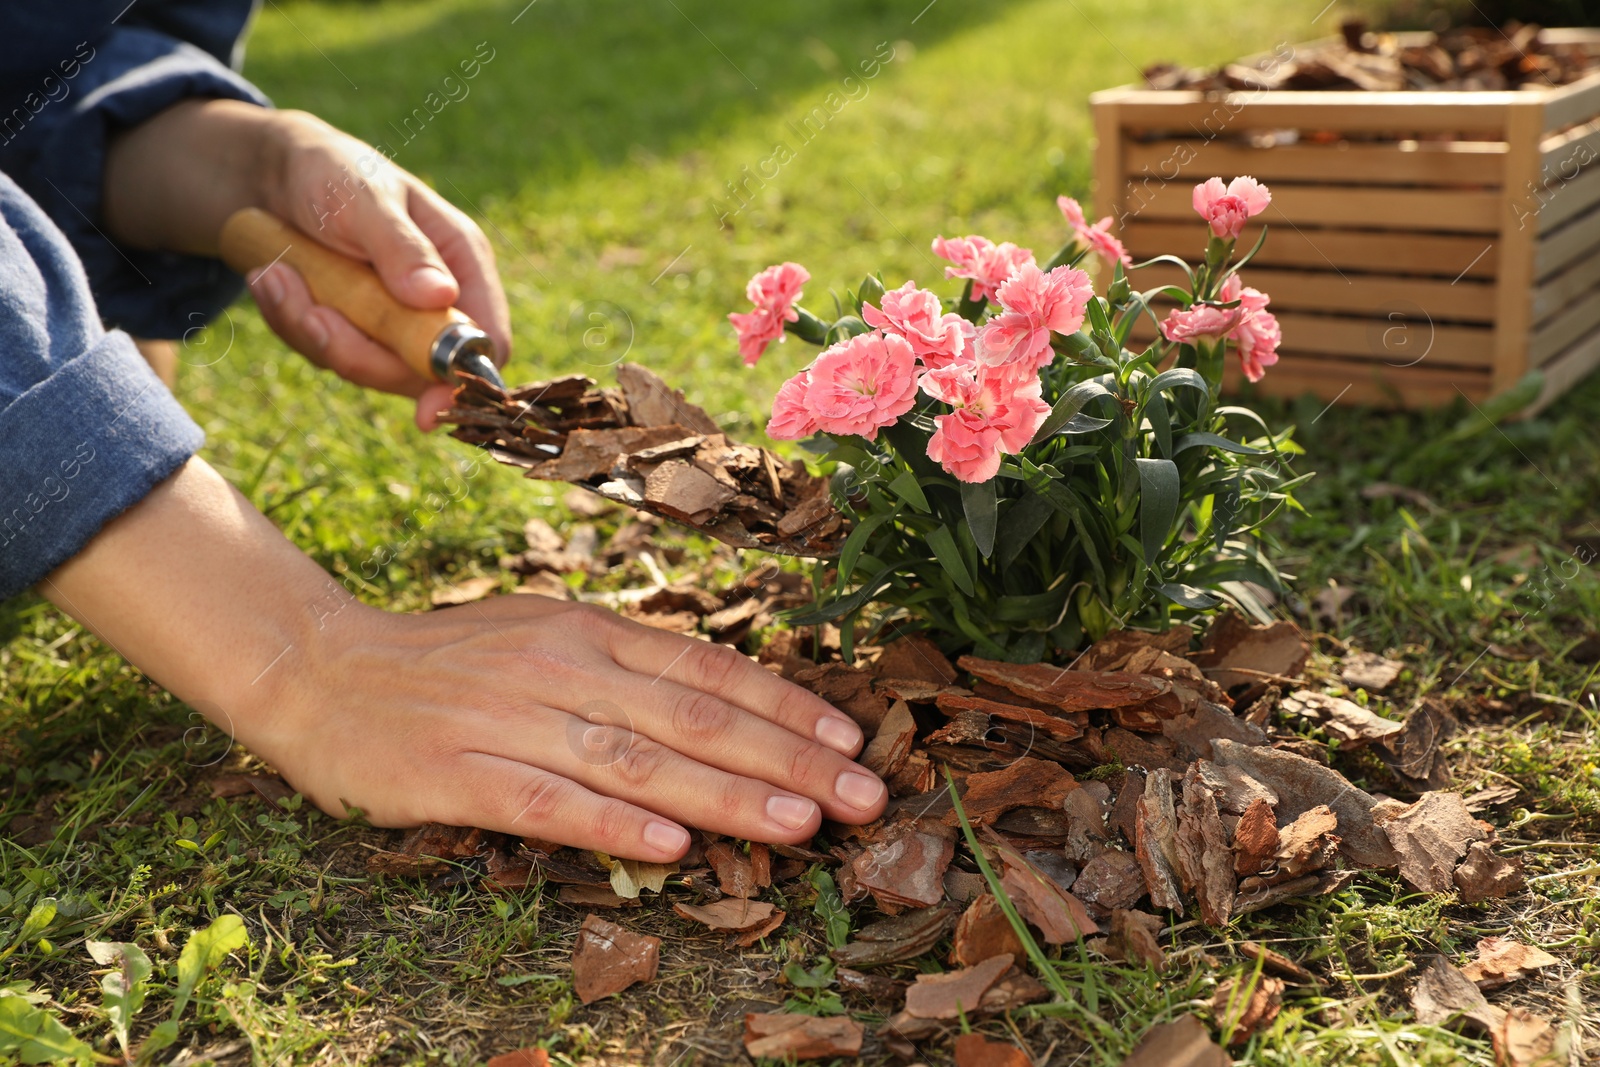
(0, 2, 263, 598)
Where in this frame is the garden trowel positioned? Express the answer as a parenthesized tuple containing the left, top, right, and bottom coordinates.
(219, 207, 506, 390)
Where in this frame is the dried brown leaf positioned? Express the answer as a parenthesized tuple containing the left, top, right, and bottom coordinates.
(1382, 791, 1489, 893)
(1118, 1015, 1230, 1067)
(1232, 797, 1281, 877)
(1135, 769, 1184, 914)
(1190, 612, 1309, 699)
(1341, 651, 1404, 691)
(1280, 690, 1404, 746)
(1211, 739, 1399, 868)
(953, 1032, 1032, 1067)
(742, 1013, 864, 1060)
(904, 953, 1015, 1019)
(672, 897, 777, 932)
(1211, 973, 1285, 1046)
(1453, 841, 1525, 903)
(570, 914, 660, 1004)
(952, 893, 1026, 967)
(1460, 937, 1561, 990)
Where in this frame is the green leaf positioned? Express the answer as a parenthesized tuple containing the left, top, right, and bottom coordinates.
(1129, 253, 1197, 286)
(87, 941, 151, 1060)
(141, 1019, 179, 1060)
(996, 492, 1054, 570)
(1148, 367, 1209, 397)
(1214, 473, 1242, 551)
(1158, 582, 1219, 609)
(1135, 457, 1180, 563)
(1173, 431, 1267, 456)
(171, 914, 249, 1022)
(886, 469, 930, 513)
(960, 478, 999, 559)
(785, 563, 902, 625)
(805, 868, 851, 951)
(1031, 379, 1113, 443)
(17, 901, 55, 945)
(1147, 392, 1172, 459)
(0, 995, 90, 1065)
(925, 525, 975, 597)
(835, 511, 896, 590)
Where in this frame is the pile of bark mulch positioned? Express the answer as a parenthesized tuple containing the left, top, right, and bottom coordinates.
(362, 612, 1564, 1066)
(1146, 20, 1598, 92)
(438, 364, 844, 557)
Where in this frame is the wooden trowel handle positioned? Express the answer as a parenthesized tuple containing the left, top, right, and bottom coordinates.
(219, 207, 478, 382)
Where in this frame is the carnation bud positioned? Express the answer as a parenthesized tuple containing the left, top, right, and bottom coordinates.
(855, 274, 886, 314)
(824, 315, 872, 345)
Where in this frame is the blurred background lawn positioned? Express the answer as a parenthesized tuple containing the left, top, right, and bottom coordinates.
(2, 1, 1598, 1062)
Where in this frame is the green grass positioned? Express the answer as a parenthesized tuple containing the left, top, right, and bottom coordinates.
(4, 0, 1600, 1062)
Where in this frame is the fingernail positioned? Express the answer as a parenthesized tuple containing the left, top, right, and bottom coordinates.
(815, 716, 861, 754)
(408, 265, 453, 293)
(835, 770, 885, 810)
(766, 794, 818, 831)
(643, 820, 689, 855)
(253, 268, 284, 305)
(302, 313, 329, 351)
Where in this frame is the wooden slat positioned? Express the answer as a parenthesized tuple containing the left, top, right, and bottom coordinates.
(1128, 181, 1501, 233)
(1093, 86, 1517, 136)
(1540, 114, 1600, 172)
(1529, 286, 1600, 365)
(1542, 69, 1600, 133)
(1136, 264, 1497, 323)
(1537, 160, 1600, 233)
(1128, 310, 1494, 367)
(1121, 138, 1507, 188)
(1539, 28, 1600, 47)
(1525, 329, 1600, 415)
(1535, 199, 1600, 278)
(1493, 102, 1545, 393)
(1532, 244, 1600, 322)
(1223, 355, 1490, 408)
(1093, 97, 1125, 250)
(1122, 220, 1498, 279)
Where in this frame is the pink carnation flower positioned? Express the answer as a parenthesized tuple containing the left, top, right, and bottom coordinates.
(975, 263, 1093, 371)
(1219, 275, 1281, 382)
(930, 235, 1035, 303)
(1192, 176, 1271, 240)
(1161, 275, 1282, 383)
(766, 369, 819, 440)
(862, 281, 974, 370)
(805, 332, 919, 440)
(921, 363, 1050, 483)
(1056, 195, 1132, 269)
(729, 307, 787, 366)
(1159, 303, 1241, 343)
(728, 261, 810, 366)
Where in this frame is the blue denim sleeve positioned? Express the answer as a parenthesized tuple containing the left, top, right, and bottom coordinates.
(0, 172, 203, 600)
(0, 5, 269, 341)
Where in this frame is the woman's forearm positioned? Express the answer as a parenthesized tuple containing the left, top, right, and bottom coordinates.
(102, 98, 285, 258)
(40, 457, 343, 748)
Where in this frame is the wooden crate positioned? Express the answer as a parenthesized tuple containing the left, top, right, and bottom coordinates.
(1091, 29, 1600, 411)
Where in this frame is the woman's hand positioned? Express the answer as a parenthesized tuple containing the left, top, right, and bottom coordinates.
(43, 459, 887, 861)
(104, 99, 511, 429)
(262, 594, 886, 859)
